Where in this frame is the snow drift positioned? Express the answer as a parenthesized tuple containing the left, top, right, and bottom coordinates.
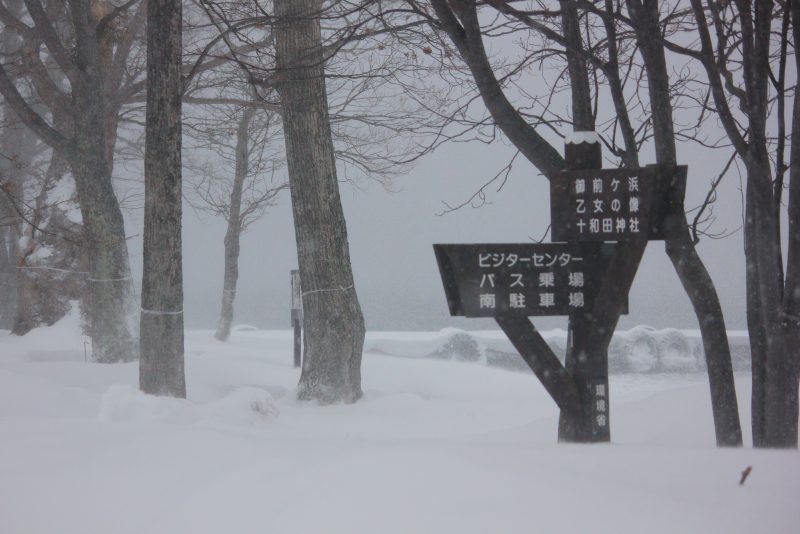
(363, 326, 751, 373)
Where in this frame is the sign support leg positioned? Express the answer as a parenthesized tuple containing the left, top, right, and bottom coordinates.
(495, 314, 580, 416)
(559, 307, 611, 442)
(558, 136, 611, 442)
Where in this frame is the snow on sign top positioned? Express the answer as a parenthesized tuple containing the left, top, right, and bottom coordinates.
(564, 131, 601, 145)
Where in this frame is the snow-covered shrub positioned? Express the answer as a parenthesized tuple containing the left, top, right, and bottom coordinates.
(431, 331, 483, 362)
(657, 329, 699, 372)
(623, 327, 660, 373)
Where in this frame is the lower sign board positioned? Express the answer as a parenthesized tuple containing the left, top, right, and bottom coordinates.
(433, 243, 627, 317)
(550, 164, 687, 242)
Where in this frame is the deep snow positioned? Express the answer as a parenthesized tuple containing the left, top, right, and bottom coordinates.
(0, 312, 797, 534)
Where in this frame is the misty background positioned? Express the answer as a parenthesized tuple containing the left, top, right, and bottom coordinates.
(116, 126, 748, 333)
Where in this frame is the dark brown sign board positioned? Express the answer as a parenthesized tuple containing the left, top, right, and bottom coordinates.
(550, 165, 687, 242)
(434, 243, 627, 317)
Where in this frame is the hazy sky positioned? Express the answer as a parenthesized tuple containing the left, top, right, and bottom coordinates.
(119, 129, 750, 333)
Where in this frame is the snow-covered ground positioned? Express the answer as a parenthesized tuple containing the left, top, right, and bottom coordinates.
(0, 313, 797, 534)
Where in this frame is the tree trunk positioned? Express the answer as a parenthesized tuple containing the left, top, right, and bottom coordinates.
(139, 0, 185, 397)
(742, 0, 797, 448)
(274, 0, 366, 404)
(0, 118, 25, 331)
(69, 99, 137, 363)
(780, 0, 800, 448)
(745, 151, 796, 447)
(0, 221, 13, 329)
(0, 8, 27, 330)
(215, 229, 240, 342)
(0, 0, 137, 359)
(215, 106, 255, 342)
(665, 229, 742, 446)
(556, 2, 611, 443)
(558, 140, 612, 443)
(629, 0, 742, 446)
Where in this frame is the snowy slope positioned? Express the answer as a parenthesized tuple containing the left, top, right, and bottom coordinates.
(0, 314, 797, 534)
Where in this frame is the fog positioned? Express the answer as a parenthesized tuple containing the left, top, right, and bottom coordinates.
(120, 128, 748, 333)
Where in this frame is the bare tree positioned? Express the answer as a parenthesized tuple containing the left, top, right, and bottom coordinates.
(398, 0, 742, 444)
(1, 6, 85, 333)
(623, 0, 742, 446)
(672, 0, 798, 447)
(183, 97, 287, 342)
(139, 0, 186, 397)
(0, 0, 147, 361)
(271, 0, 366, 403)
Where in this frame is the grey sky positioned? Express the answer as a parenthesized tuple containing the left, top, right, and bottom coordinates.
(123, 129, 749, 333)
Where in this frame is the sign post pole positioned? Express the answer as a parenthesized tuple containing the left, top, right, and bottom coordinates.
(433, 133, 686, 443)
(559, 134, 609, 442)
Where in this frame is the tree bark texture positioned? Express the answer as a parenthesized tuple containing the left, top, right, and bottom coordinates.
(69, 94, 137, 363)
(0, 0, 137, 362)
(274, 0, 366, 404)
(560, 0, 594, 131)
(628, 0, 742, 446)
(558, 142, 612, 443)
(0, 9, 20, 329)
(732, 0, 796, 447)
(215, 106, 256, 342)
(782, 0, 800, 446)
(139, 0, 185, 397)
(556, 3, 611, 443)
(0, 115, 27, 330)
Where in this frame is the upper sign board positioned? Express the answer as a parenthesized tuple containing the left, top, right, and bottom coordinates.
(550, 165, 687, 242)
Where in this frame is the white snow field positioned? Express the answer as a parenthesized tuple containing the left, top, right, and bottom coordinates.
(1, 312, 797, 534)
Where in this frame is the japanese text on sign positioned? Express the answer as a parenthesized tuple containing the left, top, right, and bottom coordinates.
(550, 165, 687, 242)
(433, 243, 627, 318)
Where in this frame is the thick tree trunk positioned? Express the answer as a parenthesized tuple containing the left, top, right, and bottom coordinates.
(214, 229, 240, 342)
(0, 117, 25, 331)
(139, 0, 185, 397)
(0, 24, 17, 330)
(215, 106, 255, 342)
(556, 2, 611, 443)
(665, 228, 742, 446)
(69, 96, 137, 362)
(0, 0, 137, 358)
(560, 0, 593, 131)
(745, 153, 796, 447)
(558, 141, 612, 443)
(629, 0, 742, 446)
(274, 0, 366, 404)
(781, 0, 800, 448)
(741, 0, 797, 448)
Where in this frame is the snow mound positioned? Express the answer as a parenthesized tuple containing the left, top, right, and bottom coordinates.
(98, 385, 279, 426)
(232, 324, 260, 332)
(365, 327, 751, 373)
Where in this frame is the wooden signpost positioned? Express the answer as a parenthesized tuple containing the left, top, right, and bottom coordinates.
(291, 269, 302, 368)
(550, 165, 687, 242)
(434, 243, 626, 317)
(433, 135, 687, 443)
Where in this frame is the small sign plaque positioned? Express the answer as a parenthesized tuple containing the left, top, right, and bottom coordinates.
(550, 165, 686, 242)
(291, 269, 303, 322)
(433, 243, 626, 317)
